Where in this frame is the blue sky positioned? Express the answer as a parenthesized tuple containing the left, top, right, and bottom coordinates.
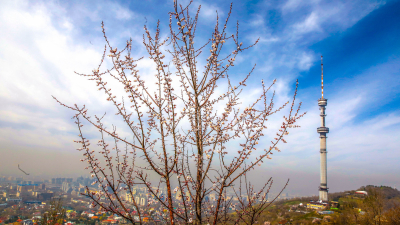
(0, 0, 399, 196)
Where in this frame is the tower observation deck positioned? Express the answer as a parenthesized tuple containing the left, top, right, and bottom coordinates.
(318, 56, 329, 202)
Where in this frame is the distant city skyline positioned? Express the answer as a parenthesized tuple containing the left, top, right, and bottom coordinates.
(0, 0, 399, 197)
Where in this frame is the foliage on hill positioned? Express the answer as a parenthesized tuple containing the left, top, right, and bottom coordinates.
(328, 185, 400, 202)
(232, 185, 400, 224)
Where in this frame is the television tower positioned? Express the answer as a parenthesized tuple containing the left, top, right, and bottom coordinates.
(318, 56, 329, 201)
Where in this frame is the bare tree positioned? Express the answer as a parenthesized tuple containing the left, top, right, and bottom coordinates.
(383, 202, 400, 225)
(53, 0, 305, 224)
(41, 198, 66, 225)
(360, 187, 385, 225)
(232, 173, 289, 225)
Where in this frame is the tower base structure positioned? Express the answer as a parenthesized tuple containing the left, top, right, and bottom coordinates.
(319, 187, 328, 202)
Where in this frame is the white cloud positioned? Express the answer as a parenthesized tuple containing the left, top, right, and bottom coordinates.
(198, 2, 224, 21)
(0, 0, 147, 152)
(297, 51, 314, 71)
(282, 0, 321, 12)
(246, 14, 280, 45)
(249, 14, 265, 27)
(111, 2, 134, 20)
(293, 11, 321, 34)
(286, 0, 385, 38)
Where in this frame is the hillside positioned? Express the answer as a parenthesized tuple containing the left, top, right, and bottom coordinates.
(234, 185, 400, 225)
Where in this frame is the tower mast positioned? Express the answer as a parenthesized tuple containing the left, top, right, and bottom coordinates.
(321, 56, 324, 99)
(317, 56, 329, 201)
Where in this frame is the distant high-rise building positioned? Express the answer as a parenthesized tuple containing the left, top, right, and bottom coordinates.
(17, 184, 28, 193)
(62, 182, 72, 193)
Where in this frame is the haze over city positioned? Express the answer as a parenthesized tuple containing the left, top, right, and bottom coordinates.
(1, 0, 399, 198)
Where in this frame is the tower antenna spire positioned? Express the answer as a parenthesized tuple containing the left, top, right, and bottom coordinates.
(321, 55, 324, 99)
